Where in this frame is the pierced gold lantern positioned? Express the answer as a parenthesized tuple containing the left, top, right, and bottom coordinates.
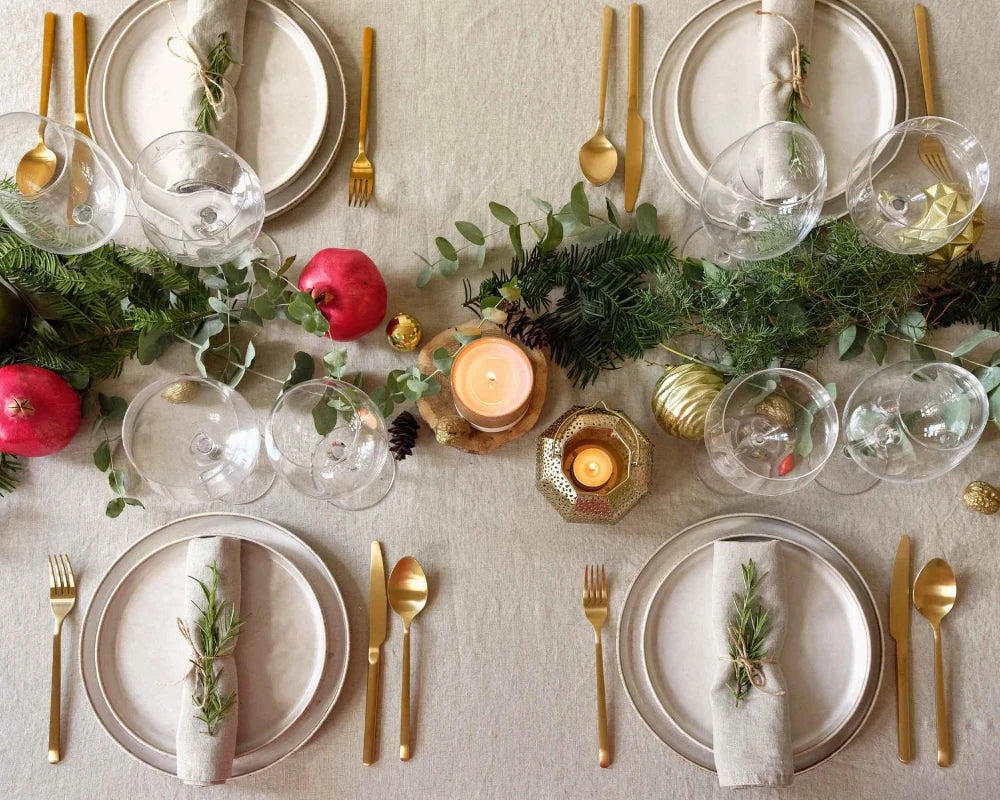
(536, 402, 652, 524)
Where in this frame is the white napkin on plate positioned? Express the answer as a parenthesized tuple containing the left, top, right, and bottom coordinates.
(176, 536, 242, 786)
(709, 540, 793, 787)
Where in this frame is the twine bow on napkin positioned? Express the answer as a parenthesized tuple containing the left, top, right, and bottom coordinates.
(724, 625, 786, 697)
(166, 33, 229, 122)
(756, 10, 811, 110)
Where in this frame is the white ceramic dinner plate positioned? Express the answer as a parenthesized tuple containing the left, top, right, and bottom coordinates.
(95, 537, 326, 757)
(88, 0, 346, 219)
(80, 513, 350, 779)
(618, 514, 883, 774)
(651, 0, 908, 219)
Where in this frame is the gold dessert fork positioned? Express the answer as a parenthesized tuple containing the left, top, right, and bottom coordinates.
(349, 27, 375, 207)
(583, 564, 611, 768)
(913, 5, 953, 182)
(48, 554, 76, 763)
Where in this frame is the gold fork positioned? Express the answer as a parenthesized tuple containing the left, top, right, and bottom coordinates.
(349, 27, 375, 207)
(583, 565, 611, 768)
(47, 554, 76, 763)
(914, 5, 953, 182)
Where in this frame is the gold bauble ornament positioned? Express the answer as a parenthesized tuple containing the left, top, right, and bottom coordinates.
(161, 379, 198, 404)
(435, 415, 471, 444)
(926, 205, 986, 266)
(755, 394, 795, 428)
(386, 313, 424, 351)
(962, 480, 1000, 515)
(650, 363, 725, 440)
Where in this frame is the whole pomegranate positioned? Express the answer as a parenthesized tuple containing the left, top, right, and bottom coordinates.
(298, 248, 388, 341)
(0, 365, 81, 457)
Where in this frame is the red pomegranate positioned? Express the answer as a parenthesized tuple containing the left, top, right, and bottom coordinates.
(298, 248, 388, 341)
(0, 365, 81, 457)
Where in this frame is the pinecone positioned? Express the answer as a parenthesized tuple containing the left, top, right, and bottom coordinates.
(389, 411, 419, 461)
(502, 303, 548, 350)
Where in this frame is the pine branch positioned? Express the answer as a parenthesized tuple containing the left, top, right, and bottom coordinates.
(0, 453, 21, 496)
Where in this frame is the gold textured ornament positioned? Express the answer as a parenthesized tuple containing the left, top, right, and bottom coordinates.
(160, 379, 198, 404)
(434, 415, 471, 444)
(755, 394, 795, 428)
(962, 480, 1000, 514)
(386, 313, 424, 351)
(895, 181, 973, 250)
(926, 205, 986, 266)
(650, 363, 725, 440)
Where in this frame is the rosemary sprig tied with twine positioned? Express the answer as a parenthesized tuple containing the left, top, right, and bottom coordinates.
(726, 558, 784, 706)
(195, 33, 235, 135)
(786, 45, 811, 171)
(177, 561, 246, 735)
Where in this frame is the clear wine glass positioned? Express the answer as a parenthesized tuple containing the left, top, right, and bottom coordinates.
(122, 375, 274, 504)
(697, 121, 827, 264)
(840, 361, 988, 483)
(0, 112, 126, 254)
(846, 117, 989, 254)
(698, 367, 839, 495)
(265, 378, 396, 510)
(130, 131, 270, 269)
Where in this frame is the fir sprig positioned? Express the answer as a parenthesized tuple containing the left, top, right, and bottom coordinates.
(0, 453, 21, 496)
(195, 34, 235, 135)
(727, 559, 774, 706)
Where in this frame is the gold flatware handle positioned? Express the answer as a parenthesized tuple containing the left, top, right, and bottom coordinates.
(933, 626, 951, 766)
(48, 624, 61, 763)
(595, 634, 610, 768)
(362, 655, 380, 765)
(73, 13, 89, 135)
(597, 7, 613, 125)
(359, 27, 373, 150)
(895, 646, 912, 762)
(627, 4, 639, 110)
(40, 12, 56, 118)
(913, 5, 935, 116)
(399, 624, 412, 761)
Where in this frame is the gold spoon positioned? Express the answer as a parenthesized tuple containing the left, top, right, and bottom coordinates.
(578, 7, 618, 186)
(387, 556, 428, 761)
(913, 557, 957, 767)
(16, 12, 58, 196)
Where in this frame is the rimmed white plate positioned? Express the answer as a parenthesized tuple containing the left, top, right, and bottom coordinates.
(96, 536, 326, 758)
(651, 0, 908, 219)
(618, 514, 883, 774)
(80, 513, 350, 779)
(88, 0, 346, 219)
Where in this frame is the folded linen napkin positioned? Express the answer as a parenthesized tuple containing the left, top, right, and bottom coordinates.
(709, 540, 793, 787)
(176, 536, 242, 785)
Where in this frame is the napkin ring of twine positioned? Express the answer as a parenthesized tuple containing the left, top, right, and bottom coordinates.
(724, 624, 786, 697)
(756, 10, 811, 109)
(166, 34, 228, 118)
(176, 618, 229, 709)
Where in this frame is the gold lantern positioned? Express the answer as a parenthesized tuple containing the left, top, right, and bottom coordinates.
(536, 402, 652, 524)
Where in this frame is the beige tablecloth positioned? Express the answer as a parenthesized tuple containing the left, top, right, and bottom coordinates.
(2, 0, 999, 797)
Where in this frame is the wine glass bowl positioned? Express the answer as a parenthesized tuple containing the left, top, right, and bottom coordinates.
(702, 368, 839, 495)
(265, 378, 395, 510)
(699, 121, 827, 262)
(0, 112, 126, 254)
(843, 361, 988, 483)
(130, 131, 264, 268)
(846, 117, 989, 254)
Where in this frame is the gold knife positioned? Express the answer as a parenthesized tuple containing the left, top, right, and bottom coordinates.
(889, 534, 913, 763)
(363, 541, 387, 765)
(68, 12, 91, 225)
(623, 3, 644, 212)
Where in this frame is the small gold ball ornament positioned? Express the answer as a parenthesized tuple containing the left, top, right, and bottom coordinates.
(161, 379, 199, 404)
(386, 313, 424, 351)
(650, 363, 725, 440)
(962, 480, 1000, 515)
(435, 415, 471, 444)
(755, 394, 796, 428)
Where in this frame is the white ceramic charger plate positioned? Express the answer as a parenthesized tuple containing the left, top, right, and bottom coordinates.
(80, 513, 350, 778)
(88, 0, 346, 220)
(651, 0, 908, 219)
(95, 536, 326, 758)
(618, 514, 883, 774)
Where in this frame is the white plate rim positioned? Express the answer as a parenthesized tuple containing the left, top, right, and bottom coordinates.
(79, 512, 350, 779)
(649, 0, 908, 220)
(617, 513, 884, 775)
(94, 533, 327, 759)
(87, 0, 346, 220)
(636, 533, 872, 758)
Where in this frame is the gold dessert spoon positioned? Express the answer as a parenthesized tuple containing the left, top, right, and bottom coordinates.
(17, 13, 58, 196)
(578, 7, 618, 186)
(388, 556, 428, 761)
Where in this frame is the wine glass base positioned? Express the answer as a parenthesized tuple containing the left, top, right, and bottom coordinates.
(682, 227, 738, 270)
(693, 446, 746, 497)
(815, 450, 881, 496)
(253, 231, 282, 269)
(328, 454, 397, 511)
(219, 458, 276, 505)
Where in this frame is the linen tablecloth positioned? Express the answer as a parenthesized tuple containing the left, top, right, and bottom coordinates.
(2, 0, 998, 797)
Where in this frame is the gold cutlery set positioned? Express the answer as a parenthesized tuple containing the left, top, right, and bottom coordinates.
(578, 4, 644, 210)
(583, 564, 611, 768)
(364, 541, 429, 764)
(890, 535, 957, 767)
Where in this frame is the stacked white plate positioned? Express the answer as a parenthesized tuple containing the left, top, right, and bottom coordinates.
(650, 0, 908, 218)
(618, 514, 883, 773)
(80, 513, 350, 778)
(87, 0, 346, 219)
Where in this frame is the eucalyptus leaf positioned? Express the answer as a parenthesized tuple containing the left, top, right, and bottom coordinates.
(990, 388, 1000, 427)
(435, 236, 458, 262)
(137, 328, 172, 365)
(109, 469, 127, 495)
(489, 202, 518, 226)
(509, 224, 523, 255)
(93, 440, 111, 472)
(527, 192, 553, 214)
(499, 278, 521, 303)
(123, 497, 144, 508)
(106, 497, 125, 519)
(795, 407, 814, 457)
(416, 264, 434, 287)
(868, 333, 887, 365)
(605, 198, 623, 230)
(951, 329, 1000, 357)
(433, 347, 455, 375)
(839, 326, 869, 360)
(475, 243, 487, 269)
(539, 214, 563, 253)
(825, 382, 838, 402)
(243, 340, 256, 368)
(454, 330, 483, 346)
(975, 366, 1000, 393)
(323, 348, 349, 378)
(312, 398, 338, 436)
(837, 325, 857, 357)
(635, 203, 658, 235)
(895, 310, 927, 342)
(570, 182, 590, 226)
(911, 342, 937, 361)
(253, 295, 276, 320)
(208, 297, 230, 315)
(455, 220, 486, 246)
(240, 307, 263, 326)
(283, 351, 315, 389)
(482, 306, 508, 324)
(439, 258, 460, 277)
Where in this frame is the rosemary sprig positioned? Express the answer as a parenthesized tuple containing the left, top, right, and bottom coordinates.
(187, 561, 246, 736)
(727, 559, 772, 706)
(787, 45, 811, 171)
(195, 34, 235, 135)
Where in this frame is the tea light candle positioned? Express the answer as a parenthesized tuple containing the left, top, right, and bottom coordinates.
(451, 336, 534, 432)
(571, 446, 615, 490)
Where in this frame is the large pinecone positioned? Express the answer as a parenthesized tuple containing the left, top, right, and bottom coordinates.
(502, 303, 548, 350)
(389, 411, 419, 461)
